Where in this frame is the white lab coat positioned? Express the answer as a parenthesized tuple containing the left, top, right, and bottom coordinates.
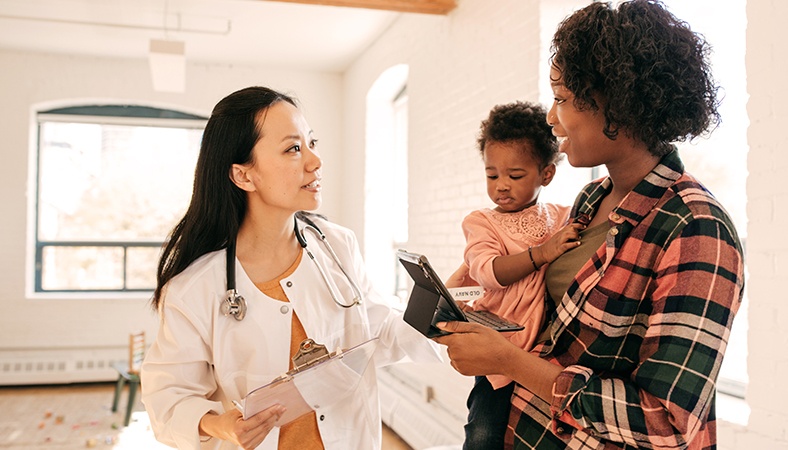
(141, 217, 440, 450)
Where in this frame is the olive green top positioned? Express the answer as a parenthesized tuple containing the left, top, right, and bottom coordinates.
(536, 221, 609, 343)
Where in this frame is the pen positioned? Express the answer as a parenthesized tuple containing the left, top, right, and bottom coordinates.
(232, 400, 243, 413)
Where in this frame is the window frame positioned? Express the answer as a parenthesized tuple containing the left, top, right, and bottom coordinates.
(363, 64, 410, 302)
(33, 105, 207, 294)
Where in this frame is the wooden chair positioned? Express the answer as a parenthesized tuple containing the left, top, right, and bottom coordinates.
(111, 331, 145, 427)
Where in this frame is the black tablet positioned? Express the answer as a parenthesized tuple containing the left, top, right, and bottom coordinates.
(396, 250, 524, 337)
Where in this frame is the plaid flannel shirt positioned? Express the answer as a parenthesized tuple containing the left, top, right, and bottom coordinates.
(507, 150, 744, 449)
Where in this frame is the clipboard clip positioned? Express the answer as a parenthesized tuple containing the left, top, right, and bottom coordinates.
(291, 338, 333, 373)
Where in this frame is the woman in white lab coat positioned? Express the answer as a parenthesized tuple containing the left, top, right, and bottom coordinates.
(141, 86, 439, 450)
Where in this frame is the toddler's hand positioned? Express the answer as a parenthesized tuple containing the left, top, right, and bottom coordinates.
(445, 263, 473, 288)
(455, 300, 472, 312)
(540, 221, 585, 263)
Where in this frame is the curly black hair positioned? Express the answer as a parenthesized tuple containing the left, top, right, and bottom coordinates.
(477, 101, 560, 169)
(550, 0, 720, 156)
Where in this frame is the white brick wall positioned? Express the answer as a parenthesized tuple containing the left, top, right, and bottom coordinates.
(344, 0, 549, 278)
(342, 0, 561, 445)
(736, 0, 788, 448)
(343, 0, 788, 448)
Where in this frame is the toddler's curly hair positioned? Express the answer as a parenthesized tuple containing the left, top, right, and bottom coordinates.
(477, 101, 560, 169)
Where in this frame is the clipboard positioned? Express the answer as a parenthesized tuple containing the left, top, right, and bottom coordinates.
(238, 337, 378, 426)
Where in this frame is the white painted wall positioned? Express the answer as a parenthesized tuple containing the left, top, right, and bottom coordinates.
(0, 49, 342, 381)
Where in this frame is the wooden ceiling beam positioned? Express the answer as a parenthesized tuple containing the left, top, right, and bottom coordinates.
(265, 0, 457, 15)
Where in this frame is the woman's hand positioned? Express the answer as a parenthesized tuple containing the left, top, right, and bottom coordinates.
(432, 321, 516, 376)
(433, 321, 563, 402)
(199, 404, 286, 450)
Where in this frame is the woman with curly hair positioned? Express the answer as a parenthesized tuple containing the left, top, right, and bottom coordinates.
(435, 1, 745, 449)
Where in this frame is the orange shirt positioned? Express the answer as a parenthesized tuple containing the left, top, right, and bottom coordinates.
(256, 251, 324, 450)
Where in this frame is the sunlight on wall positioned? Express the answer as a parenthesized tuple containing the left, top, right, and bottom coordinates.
(364, 64, 409, 301)
(662, 0, 749, 391)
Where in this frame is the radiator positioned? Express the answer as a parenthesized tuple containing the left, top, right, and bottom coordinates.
(0, 347, 126, 385)
(379, 363, 469, 449)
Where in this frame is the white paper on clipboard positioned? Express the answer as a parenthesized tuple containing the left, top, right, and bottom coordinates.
(239, 337, 378, 426)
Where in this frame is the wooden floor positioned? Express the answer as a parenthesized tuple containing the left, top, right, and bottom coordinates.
(383, 421, 414, 450)
(0, 382, 412, 449)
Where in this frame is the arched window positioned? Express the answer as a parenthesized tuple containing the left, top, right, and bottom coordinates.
(364, 64, 409, 302)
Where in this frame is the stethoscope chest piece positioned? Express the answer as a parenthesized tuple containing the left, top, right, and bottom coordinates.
(222, 289, 247, 321)
(223, 238, 247, 321)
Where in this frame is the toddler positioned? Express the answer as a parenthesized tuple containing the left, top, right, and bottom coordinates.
(446, 101, 584, 449)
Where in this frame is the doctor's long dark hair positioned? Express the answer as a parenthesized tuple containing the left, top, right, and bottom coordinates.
(151, 87, 298, 310)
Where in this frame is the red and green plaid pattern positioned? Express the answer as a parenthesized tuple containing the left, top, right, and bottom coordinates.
(507, 150, 744, 449)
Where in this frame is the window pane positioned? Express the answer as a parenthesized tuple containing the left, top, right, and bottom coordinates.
(38, 121, 200, 241)
(364, 66, 409, 300)
(35, 110, 203, 293)
(41, 246, 124, 290)
(126, 247, 161, 290)
(661, 0, 748, 393)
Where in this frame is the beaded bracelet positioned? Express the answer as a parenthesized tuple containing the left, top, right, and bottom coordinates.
(528, 246, 540, 271)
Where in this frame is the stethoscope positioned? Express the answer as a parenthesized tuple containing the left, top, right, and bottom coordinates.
(221, 215, 364, 321)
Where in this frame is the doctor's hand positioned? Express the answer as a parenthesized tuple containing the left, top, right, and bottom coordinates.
(199, 404, 285, 450)
(432, 321, 517, 377)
